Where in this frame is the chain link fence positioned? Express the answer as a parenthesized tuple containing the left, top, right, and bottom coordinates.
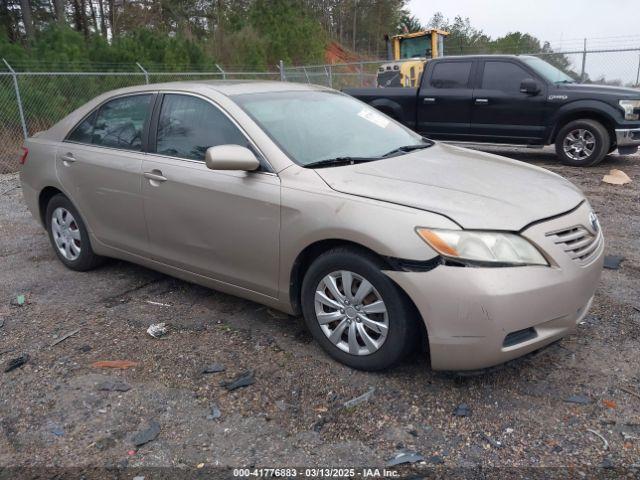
(2, 47, 639, 172)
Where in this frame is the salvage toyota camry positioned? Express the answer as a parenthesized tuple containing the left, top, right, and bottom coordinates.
(19, 81, 604, 371)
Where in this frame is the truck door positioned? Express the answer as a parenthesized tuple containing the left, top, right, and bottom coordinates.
(416, 59, 475, 139)
(470, 60, 547, 142)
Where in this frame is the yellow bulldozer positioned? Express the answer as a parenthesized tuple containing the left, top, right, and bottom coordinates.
(377, 29, 449, 88)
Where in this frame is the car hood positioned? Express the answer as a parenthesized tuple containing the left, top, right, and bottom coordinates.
(313, 143, 585, 231)
(559, 83, 640, 99)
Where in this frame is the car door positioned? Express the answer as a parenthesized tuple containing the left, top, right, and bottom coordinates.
(56, 93, 155, 255)
(470, 60, 548, 142)
(141, 93, 281, 297)
(416, 59, 475, 138)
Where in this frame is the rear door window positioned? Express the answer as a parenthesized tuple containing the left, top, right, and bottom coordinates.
(429, 62, 472, 89)
(91, 94, 152, 151)
(155, 94, 248, 161)
(67, 111, 97, 144)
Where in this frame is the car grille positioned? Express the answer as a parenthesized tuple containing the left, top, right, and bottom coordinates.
(546, 225, 602, 263)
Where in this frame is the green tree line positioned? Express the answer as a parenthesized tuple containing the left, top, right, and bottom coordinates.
(1, 0, 414, 69)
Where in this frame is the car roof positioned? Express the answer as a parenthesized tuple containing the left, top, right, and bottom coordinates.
(107, 80, 332, 97)
(434, 54, 536, 61)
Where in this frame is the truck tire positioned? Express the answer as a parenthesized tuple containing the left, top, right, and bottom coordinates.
(555, 119, 609, 167)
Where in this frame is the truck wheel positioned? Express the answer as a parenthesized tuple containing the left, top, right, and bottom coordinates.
(555, 119, 609, 167)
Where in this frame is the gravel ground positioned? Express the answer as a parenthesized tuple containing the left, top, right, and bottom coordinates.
(0, 148, 639, 478)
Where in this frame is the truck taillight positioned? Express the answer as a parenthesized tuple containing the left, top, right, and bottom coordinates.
(19, 147, 28, 165)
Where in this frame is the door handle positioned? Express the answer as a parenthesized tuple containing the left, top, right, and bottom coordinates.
(60, 153, 76, 165)
(423, 97, 436, 104)
(475, 98, 489, 105)
(143, 171, 167, 183)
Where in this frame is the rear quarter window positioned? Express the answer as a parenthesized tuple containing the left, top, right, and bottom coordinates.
(429, 62, 472, 89)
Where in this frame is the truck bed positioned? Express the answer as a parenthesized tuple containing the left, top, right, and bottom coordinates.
(342, 87, 418, 129)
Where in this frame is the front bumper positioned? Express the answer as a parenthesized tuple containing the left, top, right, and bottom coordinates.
(615, 127, 640, 147)
(386, 202, 604, 371)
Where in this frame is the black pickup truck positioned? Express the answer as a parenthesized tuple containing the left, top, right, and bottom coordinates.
(344, 55, 640, 166)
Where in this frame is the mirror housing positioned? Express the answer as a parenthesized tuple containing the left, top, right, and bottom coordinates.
(520, 78, 541, 95)
(205, 145, 260, 171)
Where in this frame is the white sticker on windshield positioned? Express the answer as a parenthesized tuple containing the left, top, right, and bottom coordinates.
(357, 108, 390, 129)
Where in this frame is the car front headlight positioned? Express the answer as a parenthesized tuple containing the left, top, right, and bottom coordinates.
(416, 228, 548, 266)
(619, 100, 640, 121)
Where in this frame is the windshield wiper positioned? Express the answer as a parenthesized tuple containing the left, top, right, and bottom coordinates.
(303, 156, 376, 169)
(554, 79, 575, 84)
(381, 140, 434, 158)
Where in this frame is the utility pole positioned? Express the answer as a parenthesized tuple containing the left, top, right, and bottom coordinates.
(636, 53, 640, 87)
(580, 38, 587, 82)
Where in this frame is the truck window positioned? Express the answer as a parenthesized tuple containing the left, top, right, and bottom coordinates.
(481, 61, 531, 93)
(429, 62, 472, 89)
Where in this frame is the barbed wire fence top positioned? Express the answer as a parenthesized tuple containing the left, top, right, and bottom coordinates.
(2, 47, 639, 173)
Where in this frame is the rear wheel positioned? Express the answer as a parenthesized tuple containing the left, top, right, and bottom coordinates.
(301, 247, 418, 370)
(555, 119, 609, 167)
(45, 194, 103, 271)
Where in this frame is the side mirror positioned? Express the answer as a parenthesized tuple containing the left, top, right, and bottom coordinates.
(520, 78, 541, 95)
(205, 145, 260, 171)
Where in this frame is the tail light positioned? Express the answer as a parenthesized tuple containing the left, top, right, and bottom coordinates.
(19, 147, 28, 165)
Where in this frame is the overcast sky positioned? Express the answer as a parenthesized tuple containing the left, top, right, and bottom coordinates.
(408, 0, 640, 84)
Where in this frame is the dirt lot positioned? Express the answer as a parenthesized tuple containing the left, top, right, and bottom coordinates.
(0, 148, 639, 477)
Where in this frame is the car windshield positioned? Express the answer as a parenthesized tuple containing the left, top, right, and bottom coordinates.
(233, 90, 427, 166)
(520, 56, 575, 84)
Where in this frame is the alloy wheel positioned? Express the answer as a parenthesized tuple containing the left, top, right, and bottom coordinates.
(563, 128, 596, 161)
(314, 270, 389, 356)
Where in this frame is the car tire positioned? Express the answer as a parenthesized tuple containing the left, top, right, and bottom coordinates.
(301, 247, 418, 371)
(555, 119, 609, 167)
(45, 194, 104, 271)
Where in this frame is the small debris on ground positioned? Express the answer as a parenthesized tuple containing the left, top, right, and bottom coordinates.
(220, 371, 255, 391)
(453, 403, 471, 417)
(146, 300, 171, 307)
(428, 455, 445, 465)
(50, 328, 81, 347)
(343, 387, 375, 408)
(481, 433, 503, 448)
(0, 317, 4, 328)
(146, 322, 168, 338)
(97, 380, 131, 392)
(275, 400, 287, 411)
(602, 399, 617, 409)
(4, 353, 29, 372)
(131, 420, 160, 447)
(598, 458, 615, 469)
(603, 255, 625, 270)
(564, 394, 591, 405)
(587, 429, 609, 450)
(10, 294, 25, 307)
(386, 451, 425, 467)
(621, 386, 640, 400)
(201, 363, 226, 374)
(51, 425, 64, 437)
(602, 168, 632, 185)
(207, 405, 222, 420)
(91, 360, 138, 369)
(95, 437, 116, 451)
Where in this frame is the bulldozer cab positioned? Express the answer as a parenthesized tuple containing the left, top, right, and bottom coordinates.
(377, 29, 449, 88)
(392, 29, 449, 60)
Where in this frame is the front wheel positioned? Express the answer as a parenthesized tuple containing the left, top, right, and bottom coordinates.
(555, 119, 609, 167)
(301, 247, 418, 370)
